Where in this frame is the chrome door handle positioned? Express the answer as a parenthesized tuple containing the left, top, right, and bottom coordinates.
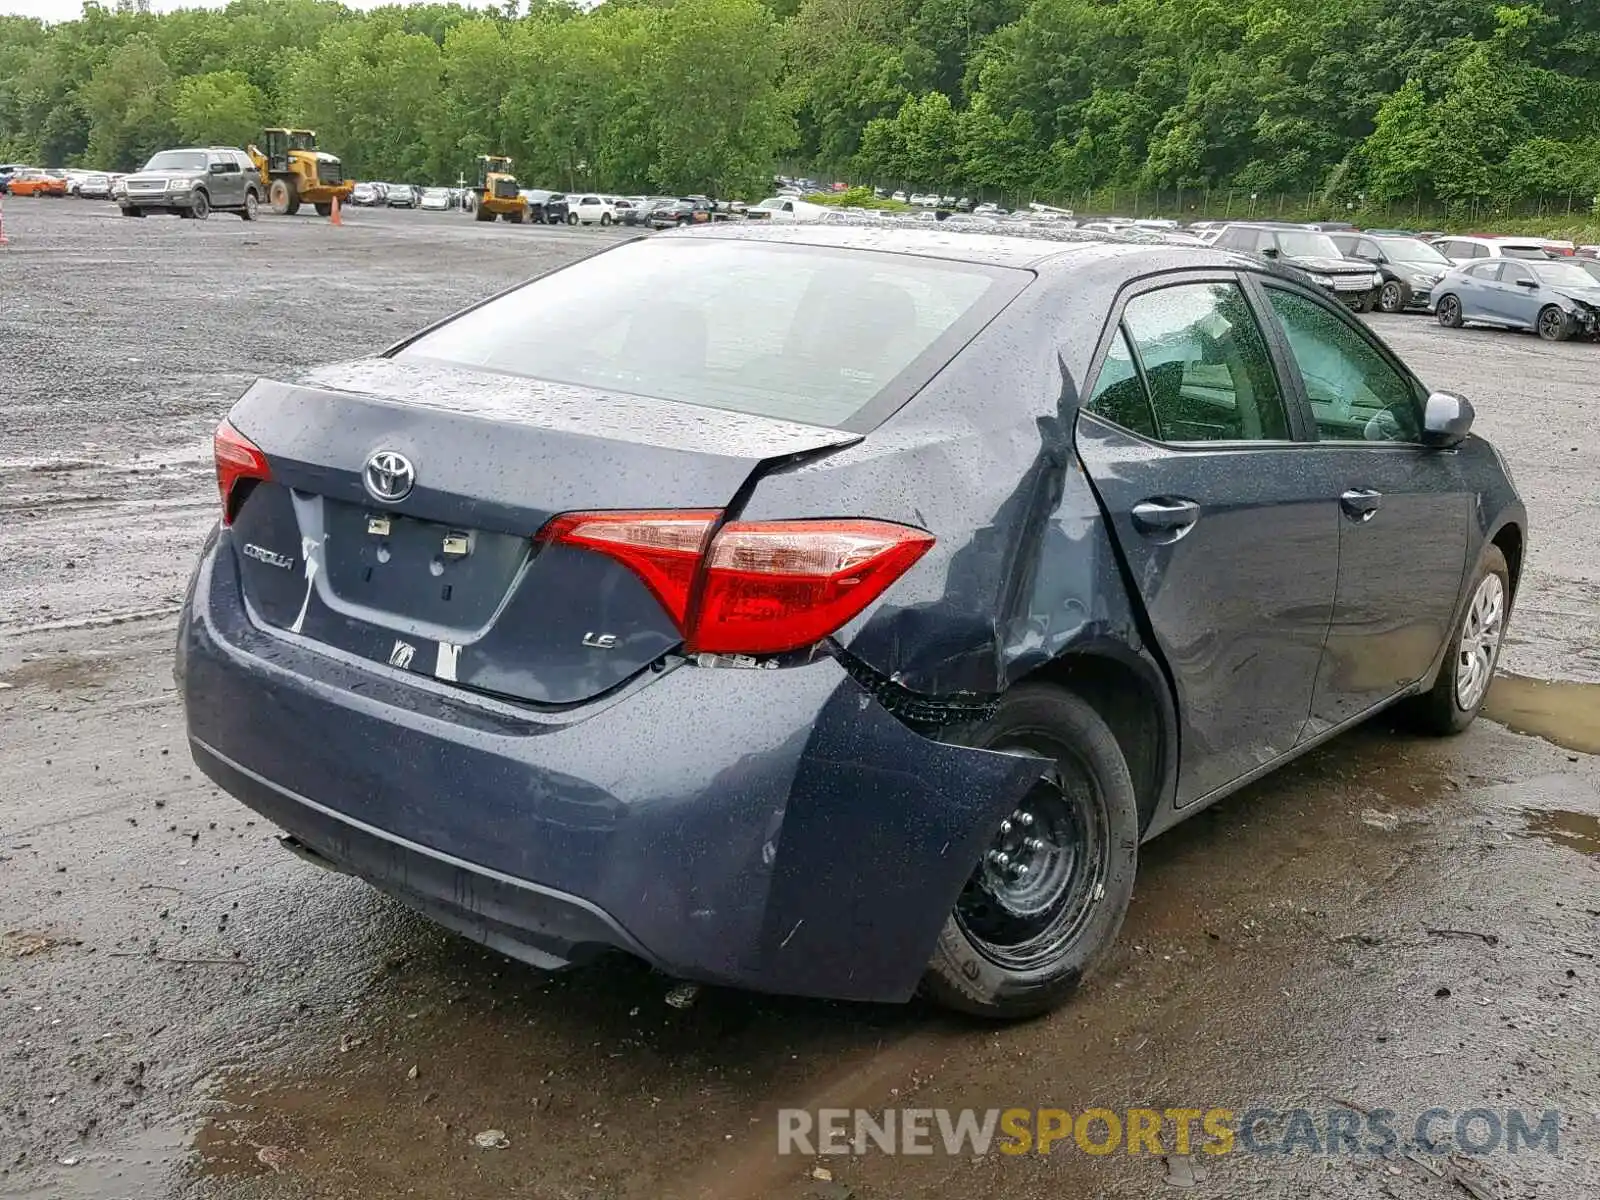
(1131, 498, 1201, 534)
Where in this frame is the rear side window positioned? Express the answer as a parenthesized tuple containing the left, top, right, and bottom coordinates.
(1084, 328, 1158, 439)
(396, 238, 1024, 430)
(1107, 282, 1291, 443)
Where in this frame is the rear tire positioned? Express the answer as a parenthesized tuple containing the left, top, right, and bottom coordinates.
(1436, 294, 1463, 328)
(922, 684, 1139, 1020)
(1537, 305, 1574, 342)
(1406, 546, 1510, 736)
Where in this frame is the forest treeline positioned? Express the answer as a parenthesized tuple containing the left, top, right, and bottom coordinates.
(1, 0, 1598, 209)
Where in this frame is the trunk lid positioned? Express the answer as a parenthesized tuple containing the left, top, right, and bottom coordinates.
(225, 358, 858, 706)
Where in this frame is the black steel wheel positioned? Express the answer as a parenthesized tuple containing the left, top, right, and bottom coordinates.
(923, 684, 1139, 1019)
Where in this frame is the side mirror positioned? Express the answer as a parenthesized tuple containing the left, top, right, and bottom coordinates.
(1421, 391, 1474, 448)
(1514, 277, 1538, 289)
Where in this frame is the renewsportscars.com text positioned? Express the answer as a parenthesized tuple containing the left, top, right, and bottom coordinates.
(777, 1106, 1562, 1157)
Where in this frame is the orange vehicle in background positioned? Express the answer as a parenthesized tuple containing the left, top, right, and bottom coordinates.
(8, 169, 67, 197)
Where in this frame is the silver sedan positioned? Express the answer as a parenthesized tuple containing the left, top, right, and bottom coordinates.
(1433, 257, 1600, 341)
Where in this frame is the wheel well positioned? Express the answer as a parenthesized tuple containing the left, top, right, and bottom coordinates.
(1492, 522, 1524, 601)
(1026, 653, 1168, 834)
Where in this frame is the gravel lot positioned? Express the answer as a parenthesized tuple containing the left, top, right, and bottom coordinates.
(1, 200, 1596, 1200)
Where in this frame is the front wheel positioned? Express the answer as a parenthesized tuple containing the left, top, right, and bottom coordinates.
(190, 190, 210, 220)
(120, 206, 143, 218)
(1407, 547, 1510, 735)
(922, 684, 1139, 1019)
(600, 212, 612, 226)
(1353, 289, 1378, 314)
(567, 212, 578, 226)
(1379, 281, 1405, 313)
(1436, 294, 1463, 328)
(314, 201, 333, 217)
(269, 177, 300, 216)
(240, 190, 258, 221)
(1537, 305, 1574, 342)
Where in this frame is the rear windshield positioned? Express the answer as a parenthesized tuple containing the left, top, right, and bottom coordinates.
(394, 238, 1024, 430)
(1499, 244, 1551, 259)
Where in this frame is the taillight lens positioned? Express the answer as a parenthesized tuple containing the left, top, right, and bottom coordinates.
(691, 520, 934, 654)
(214, 419, 271, 526)
(538, 511, 719, 627)
(541, 512, 934, 656)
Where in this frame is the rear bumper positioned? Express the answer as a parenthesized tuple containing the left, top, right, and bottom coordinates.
(178, 535, 1042, 1002)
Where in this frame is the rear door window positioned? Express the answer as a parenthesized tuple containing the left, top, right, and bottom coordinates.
(395, 238, 1027, 431)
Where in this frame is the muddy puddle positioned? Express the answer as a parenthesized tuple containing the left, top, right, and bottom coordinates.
(1520, 806, 1600, 858)
(1484, 672, 1600, 756)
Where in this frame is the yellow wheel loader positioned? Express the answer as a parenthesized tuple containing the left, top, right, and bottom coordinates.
(469, 155, 525, 223)
(247, 129, 355, 216)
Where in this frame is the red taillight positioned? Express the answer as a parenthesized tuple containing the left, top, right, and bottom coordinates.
(541, 512, 934, 656)
(691, 520, 934, 654)
(539, 510, 719, 627)
(214, 419, 271, 526)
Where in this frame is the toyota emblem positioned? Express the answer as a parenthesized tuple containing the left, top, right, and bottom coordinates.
(364, 449, 415, 503)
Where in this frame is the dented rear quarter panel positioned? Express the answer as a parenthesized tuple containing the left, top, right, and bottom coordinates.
(740, 249, 1186, 695)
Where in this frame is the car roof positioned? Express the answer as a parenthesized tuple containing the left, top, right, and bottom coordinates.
(663, 219, 1254, 273)
(1443, 234, 1545, 245)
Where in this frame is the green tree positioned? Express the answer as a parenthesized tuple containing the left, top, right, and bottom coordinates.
(172, 70, 265, 149)
(80, 36, 175, 170)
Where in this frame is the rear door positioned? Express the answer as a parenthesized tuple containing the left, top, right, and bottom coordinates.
(1074, 273, 1338, 806)
(1450, 262, 1495, 322)
(1253, 281, 1471, 733)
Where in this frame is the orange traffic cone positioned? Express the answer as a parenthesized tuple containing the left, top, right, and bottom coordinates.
(0, 196, 9, 246)
(330, 193, 342, 226)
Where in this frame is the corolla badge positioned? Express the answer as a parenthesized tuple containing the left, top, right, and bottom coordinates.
(364, 450, 415, 503)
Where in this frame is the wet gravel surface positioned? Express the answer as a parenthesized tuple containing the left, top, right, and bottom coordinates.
(1, 201, 1597, 1200)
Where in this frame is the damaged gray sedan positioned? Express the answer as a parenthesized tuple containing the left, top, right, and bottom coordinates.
(177, 225, 1526, 1018)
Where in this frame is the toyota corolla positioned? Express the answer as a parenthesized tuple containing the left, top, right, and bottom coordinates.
(177, 225, 1525, 1018)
